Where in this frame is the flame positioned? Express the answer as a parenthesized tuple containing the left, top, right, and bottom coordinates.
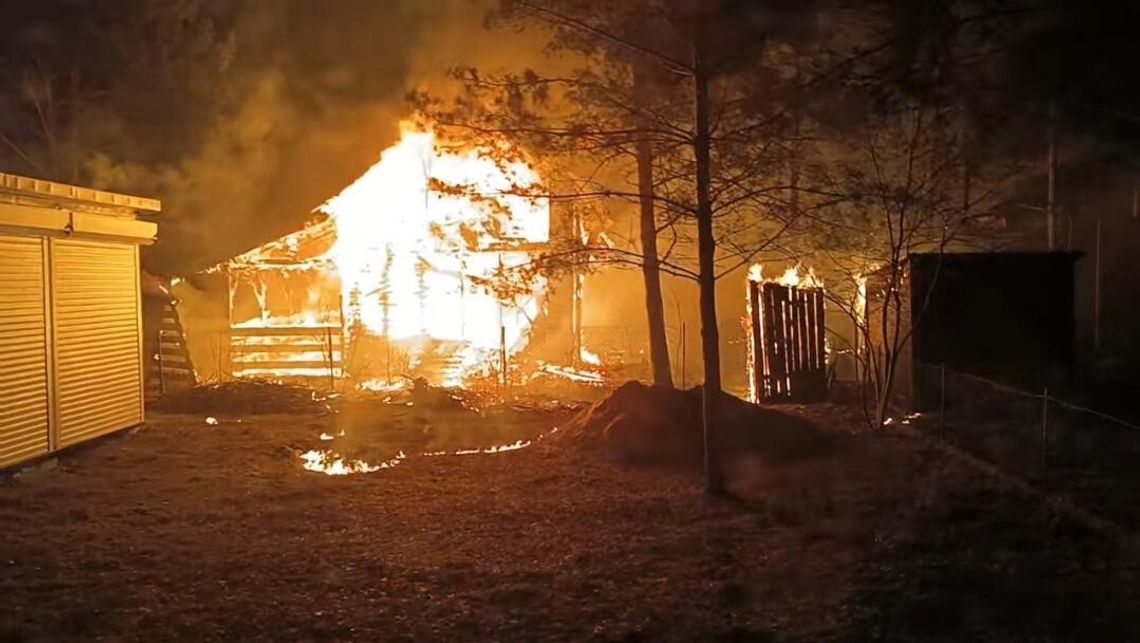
(320, 124, 549, 387)
(745, 262, 825, 402)
(854, 273, 868, 324)
(579, 347, 601, 366)
(300, 449, 406, 475)
(453, 439, 532, 455)
(227, 122, 550, 388)
(747, 263, 822, 288)
(422, 439, 533, 457)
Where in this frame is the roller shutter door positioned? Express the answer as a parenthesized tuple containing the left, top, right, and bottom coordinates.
(53, 239, 143, 447)
(0, 236, 51, 467)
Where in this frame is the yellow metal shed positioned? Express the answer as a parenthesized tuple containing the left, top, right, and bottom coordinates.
(0, 172, 159, 469)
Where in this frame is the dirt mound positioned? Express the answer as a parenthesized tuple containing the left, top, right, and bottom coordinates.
(150, 380, 328, 416)
(557, 381, 838, 467)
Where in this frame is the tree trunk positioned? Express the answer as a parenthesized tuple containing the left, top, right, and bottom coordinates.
(633, 64, 673, 388)
(694, 56, 724, 495)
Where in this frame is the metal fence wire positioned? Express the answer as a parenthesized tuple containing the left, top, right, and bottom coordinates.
(915, 362, 1140, 527)
(582, 325, 649, 365)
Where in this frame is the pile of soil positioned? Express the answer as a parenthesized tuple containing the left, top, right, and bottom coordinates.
(150, 380, 328, 415)
(557, 381, 839, 467)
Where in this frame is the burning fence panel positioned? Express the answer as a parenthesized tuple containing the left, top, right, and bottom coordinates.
(746, 265, 828, 403)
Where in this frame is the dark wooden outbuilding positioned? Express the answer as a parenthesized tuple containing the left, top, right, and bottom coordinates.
(906, 251, 1081, 406)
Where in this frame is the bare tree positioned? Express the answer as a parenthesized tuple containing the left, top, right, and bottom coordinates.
(418, 0, 816, 493)
(805, 101, 1018, 427)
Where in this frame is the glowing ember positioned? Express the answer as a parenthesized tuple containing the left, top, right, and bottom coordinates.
(299, 449, 406, 475)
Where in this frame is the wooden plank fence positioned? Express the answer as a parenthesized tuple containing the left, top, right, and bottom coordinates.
(748, 281, 827, 402)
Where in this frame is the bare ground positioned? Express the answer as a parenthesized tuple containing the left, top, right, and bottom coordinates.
(1, 397, 1137, 642)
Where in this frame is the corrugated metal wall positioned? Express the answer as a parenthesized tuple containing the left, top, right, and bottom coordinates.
(0, 236, 51, 468)
(52, 239, 143, 448)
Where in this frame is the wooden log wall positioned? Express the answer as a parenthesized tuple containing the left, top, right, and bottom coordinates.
(228, 325, 343, 382)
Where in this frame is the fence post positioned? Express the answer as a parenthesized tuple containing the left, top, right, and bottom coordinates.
(680, 322, 687, 390)
(326, 327, 335, 392)
(500, 325, 507, 390)
(157, 328, 165, 395)
(939, 363, 946, 440)
(1041, 387, 1049, 481)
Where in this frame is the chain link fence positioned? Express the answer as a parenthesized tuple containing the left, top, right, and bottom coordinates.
(915, 362, 1140, 527)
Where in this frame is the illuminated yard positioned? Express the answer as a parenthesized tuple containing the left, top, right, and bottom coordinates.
(1, 396, 1135, 642)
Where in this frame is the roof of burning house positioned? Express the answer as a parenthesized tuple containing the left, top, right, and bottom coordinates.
(222, 214, 337, 270)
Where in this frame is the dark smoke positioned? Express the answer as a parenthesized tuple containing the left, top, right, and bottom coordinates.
(0, 0, 520, 275)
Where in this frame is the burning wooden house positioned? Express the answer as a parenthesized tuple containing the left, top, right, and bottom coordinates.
(206, 126, 552, 389)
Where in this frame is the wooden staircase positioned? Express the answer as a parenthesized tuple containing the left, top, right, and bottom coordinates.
(145, 300, 196, 399)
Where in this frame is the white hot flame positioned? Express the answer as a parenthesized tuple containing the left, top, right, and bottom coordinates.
(319, 124, 549, 387)
(227, 122, 550, 388)
(579, 347, 601, 366)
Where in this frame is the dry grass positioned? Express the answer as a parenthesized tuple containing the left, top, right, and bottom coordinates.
(0, 397, 1135, 642)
